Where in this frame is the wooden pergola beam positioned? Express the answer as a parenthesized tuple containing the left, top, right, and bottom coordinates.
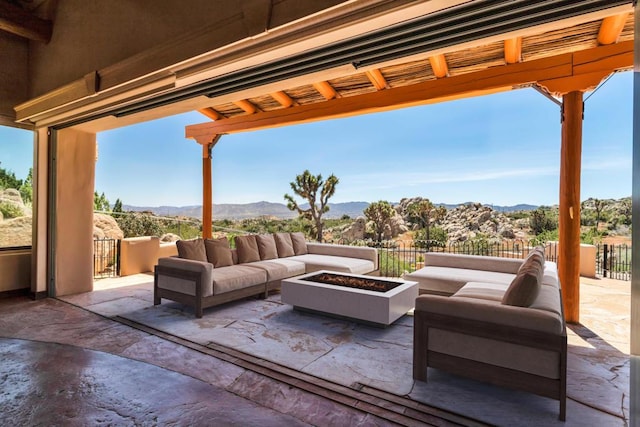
(271, 91, 298, 108)
(313, 81, 340, 100)
(198, 107, 224, 121)
(365, 69, 389, 90)
(597, 13, 628, 45)
(429, 54, 449, 78)
(188, 42, 629, 139)
(504, 37, 522, 64)
(234, 99, 261, 114)
(0, 1, 52, 43)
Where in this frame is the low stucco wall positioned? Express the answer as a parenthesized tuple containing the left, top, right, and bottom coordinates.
(545, 242, 597, 278)
(119, 237, 177, 276)
(0, 249, 31, 292)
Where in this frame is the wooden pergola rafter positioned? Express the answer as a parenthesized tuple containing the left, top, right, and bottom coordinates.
(186, 14, 633, 324)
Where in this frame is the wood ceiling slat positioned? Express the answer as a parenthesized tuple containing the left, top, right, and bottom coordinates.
(248, 94, 282, 111)
(445, 41, 504, 77)
(212, 102, 245, 117)
(329, 73, 377, 97)
(286, 84, 327, 105)
(381, 59, 434, 88)
(522, 20, 600, 62)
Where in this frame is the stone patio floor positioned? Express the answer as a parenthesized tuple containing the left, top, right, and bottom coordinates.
(0, 274, 630, 426)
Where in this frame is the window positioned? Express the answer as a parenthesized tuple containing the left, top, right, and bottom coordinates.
(0, 125, 33, 249)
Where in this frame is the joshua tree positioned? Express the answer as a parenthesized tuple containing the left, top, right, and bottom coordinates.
(407, 199, 446, 241)
(284, 170, 339, 242)
(364, 200, 395, 242)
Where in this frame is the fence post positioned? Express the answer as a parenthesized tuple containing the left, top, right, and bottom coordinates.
(603, 244, 608, 278)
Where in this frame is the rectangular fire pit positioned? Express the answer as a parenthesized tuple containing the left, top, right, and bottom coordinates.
(281, 270, 418, 326)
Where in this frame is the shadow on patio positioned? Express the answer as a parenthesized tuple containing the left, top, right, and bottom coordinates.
(0, 274, 629, 426)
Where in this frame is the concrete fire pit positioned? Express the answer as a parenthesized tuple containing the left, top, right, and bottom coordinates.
(281, 270, 418, 326)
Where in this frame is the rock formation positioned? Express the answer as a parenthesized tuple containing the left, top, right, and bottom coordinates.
(93, 213, 124, 239)
(441, 203, 518, 242)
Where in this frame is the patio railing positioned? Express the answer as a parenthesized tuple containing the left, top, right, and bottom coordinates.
(596, 243, 631, 281)
(93, 238, 120, 278)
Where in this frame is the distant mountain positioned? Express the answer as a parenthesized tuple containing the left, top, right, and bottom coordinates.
(437, 202, 538, 212)
(122, 201, 370, 220)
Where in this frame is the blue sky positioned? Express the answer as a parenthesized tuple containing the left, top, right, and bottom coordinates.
(0, 72, 632, 207)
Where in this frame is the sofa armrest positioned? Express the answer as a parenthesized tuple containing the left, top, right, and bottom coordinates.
(415, 294, 565, 336)
(156, 257, 214, 297)
(306, 242, 378, 271)
(424, 252, 523, 274)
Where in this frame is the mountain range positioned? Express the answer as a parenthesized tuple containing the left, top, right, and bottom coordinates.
(122, 201, 538, 220)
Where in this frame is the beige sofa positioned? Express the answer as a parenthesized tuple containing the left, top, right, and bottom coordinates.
(407, 250, 567, 421)
(154, 232, 378, 318)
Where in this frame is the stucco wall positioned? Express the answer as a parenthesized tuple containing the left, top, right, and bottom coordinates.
(0, 250, 31, 292)
(54, 128, 96, 296)
(28, 0, 345, 98)
(0, 32, 28, 124)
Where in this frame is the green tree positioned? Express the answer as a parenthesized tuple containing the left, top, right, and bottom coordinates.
(94, 191, 111, 212)
(619, 198, 632, 226)
(19, 168, 33, 204)
(407, 199, 446, 241)
(529, 207, 557, 235)
(284, 170, 339, 242)
(112, 198, 123, 214)
(364, 200, 395, 242)
(0, 162, 22, 190)
(593, 198, 607, 225)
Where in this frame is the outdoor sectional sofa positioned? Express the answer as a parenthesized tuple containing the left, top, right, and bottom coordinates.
(406, 249, 567, 421)
(153, 232, 378, 318)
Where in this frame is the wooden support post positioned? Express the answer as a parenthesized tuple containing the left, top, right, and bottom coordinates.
(201, 134, 222, 239)
(558, 91, 583, 324)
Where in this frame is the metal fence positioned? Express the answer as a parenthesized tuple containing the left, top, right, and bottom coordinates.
(330, 239, 558, 278)
(596, 243, 631, 281)
(93, 238, 120, 278)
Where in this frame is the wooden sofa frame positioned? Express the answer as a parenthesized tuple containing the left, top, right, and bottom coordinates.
(153, 265, 280, 318)
(413, 291, 567, 421)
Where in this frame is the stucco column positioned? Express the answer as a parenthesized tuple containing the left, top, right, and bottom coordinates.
(31, 128, 49, 297)
(53, 128, 96, 296)
(558, 91, 583, 323)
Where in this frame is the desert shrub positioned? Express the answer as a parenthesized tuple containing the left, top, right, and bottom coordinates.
(116, 213, 162, 238)
(530, 207, 558, 235)
(414, 227, 447, 248)
(0, 201, 23, 218)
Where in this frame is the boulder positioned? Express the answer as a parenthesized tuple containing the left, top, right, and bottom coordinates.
(341, 216, 366, 241)
(160, 233, 181, 242)
(93, 213, 124, 240)
(1, 189, 24, 206)
(0, 216, 31, 247)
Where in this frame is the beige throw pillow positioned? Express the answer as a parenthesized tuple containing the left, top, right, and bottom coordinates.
(235, 235, 260, 264)
(502, 254, 543, 307)
(290, 232, 308, 255)
(204, 237, 233, 267)
(256, 234, 278, 260)
(274, 232, 295, 258)
(176, 238, 207, 262)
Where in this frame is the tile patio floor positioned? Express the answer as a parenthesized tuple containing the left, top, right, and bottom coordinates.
(0, 274, 630, 426)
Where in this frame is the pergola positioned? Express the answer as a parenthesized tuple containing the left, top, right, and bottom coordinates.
(185, 10, 634, 324)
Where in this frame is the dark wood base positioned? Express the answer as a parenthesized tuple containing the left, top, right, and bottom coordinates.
(0, 288, 29, 299)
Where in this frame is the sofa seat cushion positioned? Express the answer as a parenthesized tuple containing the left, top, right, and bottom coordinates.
(212, 265, 267, 294)
(428, 328, 561, 379)
(404, 266, 516, 295)
(246, 259, 305, 281)
(453, 281, 509, 302)
(289, 254, 375, 275)
(529, 284, 563, 317)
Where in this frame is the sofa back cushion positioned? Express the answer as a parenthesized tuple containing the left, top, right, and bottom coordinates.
(256, 234, 278, 260)
(204, 237, 234, 267)
(176, 238, 207, 262)
(290, 232, 308, 255)
(235, 235, 261, 263)
(274, 232, 295, 258)
(502, 249, 544, 307)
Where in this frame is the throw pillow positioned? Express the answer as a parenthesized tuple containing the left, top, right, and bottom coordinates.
(290, 232, 308, 255)
(256, 234, 278, 260)
(235, 235, 260, 264)
(274, 232, 295, 257)
(204, 237, 234, 267)
(502, 256, 542, 307)
(176, 238, 207, 262)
